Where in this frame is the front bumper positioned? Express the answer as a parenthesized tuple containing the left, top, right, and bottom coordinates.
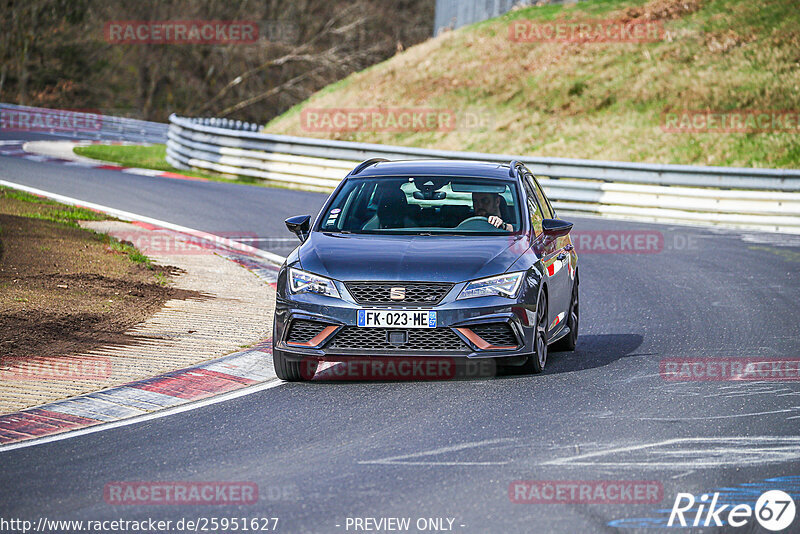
(274, 278, 536, 361)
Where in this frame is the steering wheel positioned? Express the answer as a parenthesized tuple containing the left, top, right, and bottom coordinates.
(456, 216, 504, 231)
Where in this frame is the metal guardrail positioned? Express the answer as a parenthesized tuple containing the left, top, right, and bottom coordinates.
(4, 103, 796, 232)
(167, 114, 800, 233)
(0, 103, 167, 144)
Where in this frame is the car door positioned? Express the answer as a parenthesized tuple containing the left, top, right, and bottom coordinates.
(524, 172, 572, 331)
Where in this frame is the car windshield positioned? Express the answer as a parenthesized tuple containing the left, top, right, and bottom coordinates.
(318, 176, 521, 235)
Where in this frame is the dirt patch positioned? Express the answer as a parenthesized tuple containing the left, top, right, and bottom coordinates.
(622, 0, 703, 21)
(0, 190, 199, 362)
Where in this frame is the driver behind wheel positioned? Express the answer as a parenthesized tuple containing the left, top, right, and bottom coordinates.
(472, 192, 513, 231)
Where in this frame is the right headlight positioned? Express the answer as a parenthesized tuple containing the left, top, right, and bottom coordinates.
(288, 267, 341, 299)
(457, 272, 524, 300)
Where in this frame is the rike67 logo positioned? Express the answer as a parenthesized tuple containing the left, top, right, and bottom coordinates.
(669, 490, 796, 531)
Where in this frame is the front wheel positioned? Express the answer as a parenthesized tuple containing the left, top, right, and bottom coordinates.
(273, 348, 318, 381)
(521, 293, 548, 374)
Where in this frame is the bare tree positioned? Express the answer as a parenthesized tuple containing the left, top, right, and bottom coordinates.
(0, 0, 435, 122)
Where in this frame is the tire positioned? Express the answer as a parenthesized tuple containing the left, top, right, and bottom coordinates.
(521, 292, 548, 374)
(273, 348, 318, 381)
(552, 277, 579, 352)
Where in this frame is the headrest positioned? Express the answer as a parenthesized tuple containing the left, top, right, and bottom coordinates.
(377, 186, 408, 228)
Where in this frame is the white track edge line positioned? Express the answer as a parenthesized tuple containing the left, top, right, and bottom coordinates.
(0, 379, 283, 453)
(0, 180, 287, 265)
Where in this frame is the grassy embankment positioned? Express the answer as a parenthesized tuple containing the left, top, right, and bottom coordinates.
(266, 0, 800, 168)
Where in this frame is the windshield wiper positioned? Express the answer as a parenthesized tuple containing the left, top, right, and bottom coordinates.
(414, 231, 465, 236)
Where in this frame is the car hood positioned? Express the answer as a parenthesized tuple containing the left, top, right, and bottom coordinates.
(297, 232, 528, 282)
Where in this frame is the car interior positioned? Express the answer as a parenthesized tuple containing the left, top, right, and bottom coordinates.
(354, 179, 518, 232)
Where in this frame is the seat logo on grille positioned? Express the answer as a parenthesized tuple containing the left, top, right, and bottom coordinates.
(390, 287, 406, 301)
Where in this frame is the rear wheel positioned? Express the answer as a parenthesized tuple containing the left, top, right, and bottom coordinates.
(552, 277, 579, 352)
(273, 348, 318, 381)
(521, 293, 548, 374)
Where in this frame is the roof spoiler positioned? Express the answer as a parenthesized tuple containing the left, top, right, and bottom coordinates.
(508, 160, 524, 178)
(351, 158, 389, 175)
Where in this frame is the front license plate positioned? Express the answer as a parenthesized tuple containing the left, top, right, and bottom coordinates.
(357, 310, 437, 328)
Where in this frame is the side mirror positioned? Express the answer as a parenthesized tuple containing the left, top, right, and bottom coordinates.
(285, 214, 311, 242)
(542, 218, 573, 240)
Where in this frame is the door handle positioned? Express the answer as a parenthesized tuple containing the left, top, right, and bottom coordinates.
(556, 252, 567, 261)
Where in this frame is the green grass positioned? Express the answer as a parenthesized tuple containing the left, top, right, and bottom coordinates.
(1, 186, 153, 268)
(6, 188, 108, 226)
(73, 143, 320, 190)
(107, 237, 152, 268)
(75, 144, 170, 171)
(5, 189, 61, 206)
(22, 208, 106, 227)
(73, 144, 227, 182)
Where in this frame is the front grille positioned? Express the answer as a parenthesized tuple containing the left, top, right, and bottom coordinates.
(330, 327, 468, 352)
(286, 319, 328, 344)
(345, 282, 453, 305)
(470, 323, 519, 347)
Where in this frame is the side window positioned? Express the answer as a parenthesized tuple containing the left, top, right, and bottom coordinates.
(529, 175, 554, 219)
(522, 175, 543, 236)
(320, 184, 355, 231)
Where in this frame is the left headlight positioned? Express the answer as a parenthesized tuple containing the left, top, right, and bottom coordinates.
(288, 267, 341, 299)
(457, 272, 524, 300)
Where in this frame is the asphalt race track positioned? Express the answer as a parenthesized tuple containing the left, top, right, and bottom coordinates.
(1, 130, 799, 533)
